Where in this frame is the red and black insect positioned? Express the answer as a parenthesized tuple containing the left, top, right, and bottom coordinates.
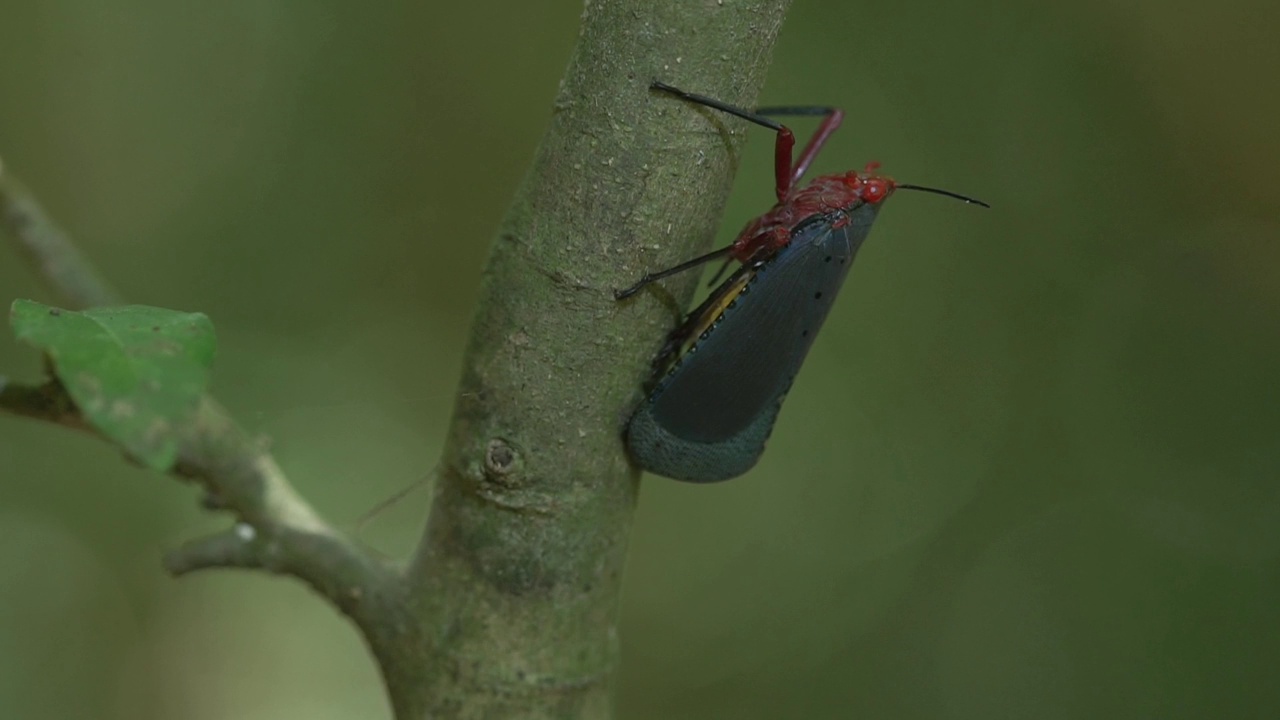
(618, 81, 987, 482)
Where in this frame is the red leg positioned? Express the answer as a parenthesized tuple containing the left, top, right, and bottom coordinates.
(787, 109, 843, 186)
(649, 84, 844, 206)
(772, 128, 797, 204)
(756, 106, 844, 198)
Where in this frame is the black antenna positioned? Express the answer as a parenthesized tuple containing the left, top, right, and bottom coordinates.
(897, 184, 990, 208)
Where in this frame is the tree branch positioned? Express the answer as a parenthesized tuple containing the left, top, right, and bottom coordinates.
(403, 0, 794, 717)
(1, 2, 796, 716)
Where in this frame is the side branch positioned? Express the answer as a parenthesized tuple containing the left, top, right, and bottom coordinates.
(163, 523, 416, 650)
(0, 377, 405, 629)
(0, 160, 419, 690)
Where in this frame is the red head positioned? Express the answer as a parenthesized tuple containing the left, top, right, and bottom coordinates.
(842, 161, 897, 205)
(847, 161, 991, 209)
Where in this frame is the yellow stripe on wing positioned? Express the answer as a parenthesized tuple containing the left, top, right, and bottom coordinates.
(681, 270, 756, 354)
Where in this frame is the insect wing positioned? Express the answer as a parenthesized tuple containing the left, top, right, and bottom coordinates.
(627, 205, 880, 481)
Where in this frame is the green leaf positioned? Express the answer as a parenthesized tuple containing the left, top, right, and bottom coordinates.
(10, 299, 216, 471)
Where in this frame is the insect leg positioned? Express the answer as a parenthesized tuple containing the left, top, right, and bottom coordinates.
(615, 244, 735, 300)
(651, 82, 799, 203)
(756, 106, 844, 188)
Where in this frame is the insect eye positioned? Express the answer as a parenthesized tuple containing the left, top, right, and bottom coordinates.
(863, 180, 888, 203)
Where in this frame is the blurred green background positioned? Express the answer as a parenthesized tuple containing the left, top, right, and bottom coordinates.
(1, 1, 1277, 718)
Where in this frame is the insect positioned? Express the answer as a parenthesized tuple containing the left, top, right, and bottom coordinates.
(616, 81, 988, 483)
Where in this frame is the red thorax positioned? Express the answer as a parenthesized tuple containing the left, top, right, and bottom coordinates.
(730, 162, 895, 263)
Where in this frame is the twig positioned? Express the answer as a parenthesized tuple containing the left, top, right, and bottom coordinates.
(0, 377, 87, 430)
(0, 155, 122, 308)
(162, 522, 413, 638)
(0, 158, 420, 707)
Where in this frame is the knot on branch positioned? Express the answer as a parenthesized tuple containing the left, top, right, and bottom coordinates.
(483, 437, 524, 486)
